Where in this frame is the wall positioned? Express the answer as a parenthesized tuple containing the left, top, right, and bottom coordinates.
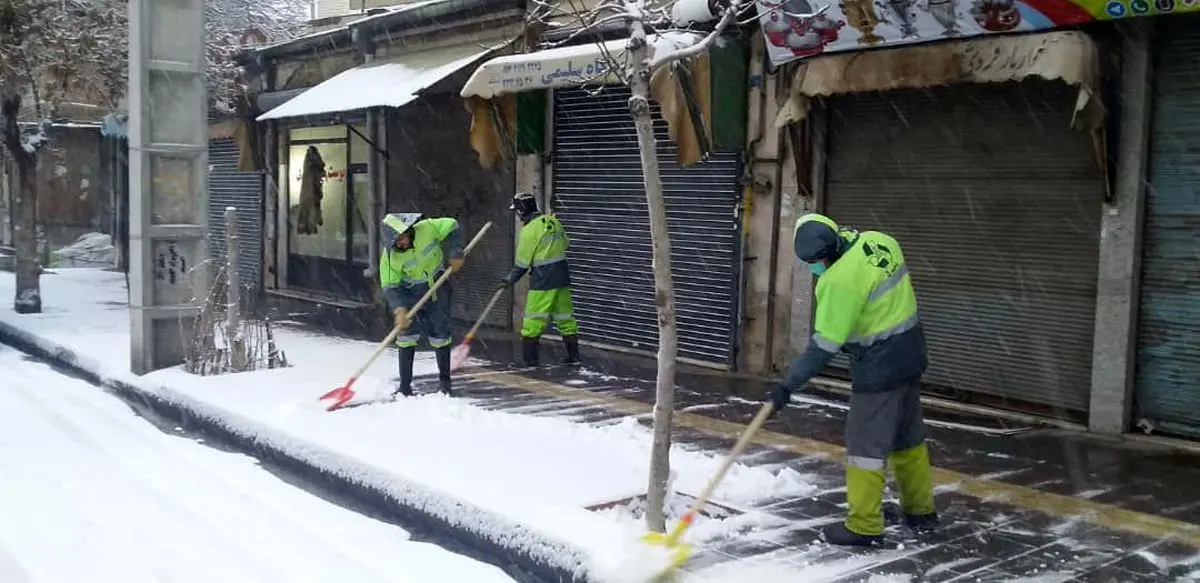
(739, 38, 809, 375)
(35, 126, 106, 251)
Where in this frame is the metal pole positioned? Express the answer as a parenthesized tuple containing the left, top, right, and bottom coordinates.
(225, 206, 246, 371)
(128, 0, 209, 374)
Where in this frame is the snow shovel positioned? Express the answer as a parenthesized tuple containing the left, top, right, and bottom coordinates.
(318, 221, 495, 411)
(640, 401, 776, 578)
(449, 285, 505, 372)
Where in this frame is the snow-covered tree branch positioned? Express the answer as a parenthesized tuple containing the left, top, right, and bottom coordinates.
(0, 0, 127, 314)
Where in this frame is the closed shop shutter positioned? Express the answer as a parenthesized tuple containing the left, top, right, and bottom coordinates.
(823, 80, 1104, 415)
(385, 102, 514, 329)
(208, 138, 264, 291)
(1135, 18, 1200, 439)
(552, 86, 743, 367)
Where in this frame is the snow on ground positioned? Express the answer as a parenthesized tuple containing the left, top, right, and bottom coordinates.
(52, 232, 115, 268)
(0, 346, 514, 583)
(0, 269, 821, 579)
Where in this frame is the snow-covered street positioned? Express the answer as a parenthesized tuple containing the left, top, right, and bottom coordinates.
(0, 346, 516, 583)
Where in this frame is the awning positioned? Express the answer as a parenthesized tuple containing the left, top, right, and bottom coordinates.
(461, 31, 715, 170)
(459, 31, 704, 99)
(773, 30, 1104, 130)
(257, 43, 501, 121)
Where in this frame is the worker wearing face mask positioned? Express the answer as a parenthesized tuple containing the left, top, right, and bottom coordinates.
(379, 212, 464, 397)
(768, 213, 937, 547)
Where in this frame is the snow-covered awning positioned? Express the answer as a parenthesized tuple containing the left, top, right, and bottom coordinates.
(773, 31, 1104, 130)
(459, 31, 704, 99)
(257, 43, 503, 121)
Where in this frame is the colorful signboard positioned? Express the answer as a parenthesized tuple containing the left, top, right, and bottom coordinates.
(757, 0, 1200, 66)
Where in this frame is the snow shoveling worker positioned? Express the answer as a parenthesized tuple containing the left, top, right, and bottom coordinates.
(499, 192, 580, 367)
(379, 212, 464, 397)
(767, 213, 937, 547)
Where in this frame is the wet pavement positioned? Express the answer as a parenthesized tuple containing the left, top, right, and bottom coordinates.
(441, 333, 1200, 581)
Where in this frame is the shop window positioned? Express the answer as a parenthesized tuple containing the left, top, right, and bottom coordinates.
(349, 124, 369, 165)
(287, 141, 348, 260)
(290, 125, 346, 142)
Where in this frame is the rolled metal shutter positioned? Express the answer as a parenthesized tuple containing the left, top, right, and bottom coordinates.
(823, 80, 1103, 415)
(1135, 18, 1200, 439)
(208, 138, 264, 291)
(552, 86, 742, 367)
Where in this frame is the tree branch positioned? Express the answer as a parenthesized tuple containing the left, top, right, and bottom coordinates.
(647, 0, 754, 71)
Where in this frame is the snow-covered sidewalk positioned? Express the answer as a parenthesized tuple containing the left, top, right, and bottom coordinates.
(0, 347, 515, 583)
(0, 269, 819, 582)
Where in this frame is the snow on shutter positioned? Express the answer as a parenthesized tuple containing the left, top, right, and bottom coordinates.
(208, 138, 264, 292)
(552, 86, 743, 367)
(822, 80, 1103, 416)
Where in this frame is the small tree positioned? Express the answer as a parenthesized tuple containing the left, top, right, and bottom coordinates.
(0, 0, 126, 313)
(205, 0, 311, 113)
(527, 0, 756, 531)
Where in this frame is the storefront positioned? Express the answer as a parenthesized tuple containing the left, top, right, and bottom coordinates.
(778, 31, 1108, 418)
(460, 33, 749, 368)
(1133, 14, 1200, 438)
(245, 0, 525, 328)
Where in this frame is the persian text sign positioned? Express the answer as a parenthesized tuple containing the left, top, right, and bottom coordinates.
(757, 0, 1200, 66)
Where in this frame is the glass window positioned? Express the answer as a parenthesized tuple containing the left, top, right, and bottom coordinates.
(287, 142, 348, 260)
(350, 124, 370, 165)
(351, 171, 370, 264)
(289, 125, 346, 142)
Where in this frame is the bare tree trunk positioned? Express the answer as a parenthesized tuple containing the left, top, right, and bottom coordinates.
(12, 151, 41, 314)
(628, 28, 678, 534)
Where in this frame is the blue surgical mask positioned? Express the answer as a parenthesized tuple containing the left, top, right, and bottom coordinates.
(808, 262, 826, 277)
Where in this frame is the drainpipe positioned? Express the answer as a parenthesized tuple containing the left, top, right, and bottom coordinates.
(354, 26, 382, 289)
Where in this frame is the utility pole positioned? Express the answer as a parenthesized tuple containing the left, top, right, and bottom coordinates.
(225, 206, 246, 371)
(128, 0, 210, 374)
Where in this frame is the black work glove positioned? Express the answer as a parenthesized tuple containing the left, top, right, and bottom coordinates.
(768, 385, 792, 416)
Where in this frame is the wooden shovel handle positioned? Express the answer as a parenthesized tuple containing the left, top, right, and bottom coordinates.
(348, 221, 494, 381)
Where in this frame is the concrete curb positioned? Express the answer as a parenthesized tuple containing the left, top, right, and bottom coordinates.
(0, 319, 595, 583)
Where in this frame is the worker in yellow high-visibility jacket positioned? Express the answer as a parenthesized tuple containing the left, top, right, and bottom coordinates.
(769, 213, 937, 547)
(499, 193, 580, 367)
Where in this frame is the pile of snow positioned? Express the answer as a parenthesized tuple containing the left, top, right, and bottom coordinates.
(53, 232, 116, 268)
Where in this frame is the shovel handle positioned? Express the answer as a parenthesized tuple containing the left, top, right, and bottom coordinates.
(346, 221, 494, 382)
(463, 286, 506, 343)
(665, 401, 776, 544)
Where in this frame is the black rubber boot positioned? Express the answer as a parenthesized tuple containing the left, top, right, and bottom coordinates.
(521, 337, 539, 367)
(562, 335, 581, 365)
(436, 345, 452, 396)
(821, 522, 884, 547)
(393, 347, 415, 398)
(904, 512, 939, 534)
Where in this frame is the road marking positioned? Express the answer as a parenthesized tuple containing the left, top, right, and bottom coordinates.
(466, 370, 1200, 549)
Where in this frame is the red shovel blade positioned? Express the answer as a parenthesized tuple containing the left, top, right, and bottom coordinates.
(319, 381, 357, 412)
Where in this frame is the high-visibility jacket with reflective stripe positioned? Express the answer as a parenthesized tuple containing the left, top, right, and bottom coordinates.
(380, 216, 460, 309)
(506, 214, 571, 290)
(814, 230, 927, 392)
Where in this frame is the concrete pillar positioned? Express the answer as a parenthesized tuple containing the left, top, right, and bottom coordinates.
(128, 0, 210, 374)
(1089, 20, 1153, 434)
(739, 36, 783, 374)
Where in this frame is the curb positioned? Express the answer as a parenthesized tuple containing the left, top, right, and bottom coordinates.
(0, 319, 595, 583)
